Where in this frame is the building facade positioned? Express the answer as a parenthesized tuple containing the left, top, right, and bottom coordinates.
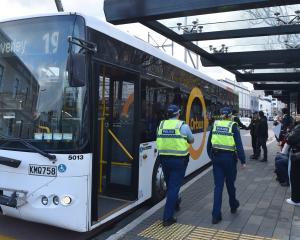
(258, 96, 272, 118)
(219, 79, 252, 117)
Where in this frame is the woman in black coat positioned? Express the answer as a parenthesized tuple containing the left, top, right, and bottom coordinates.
(286, 115, 300, 206)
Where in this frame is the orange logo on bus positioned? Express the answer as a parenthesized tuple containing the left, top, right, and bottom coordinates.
(185, 87, 208, 160)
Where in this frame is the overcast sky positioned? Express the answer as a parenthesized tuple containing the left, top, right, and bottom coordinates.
(0, 0, 249, 89)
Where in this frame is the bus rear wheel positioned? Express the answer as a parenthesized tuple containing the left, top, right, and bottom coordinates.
(151, 160, 167, 203)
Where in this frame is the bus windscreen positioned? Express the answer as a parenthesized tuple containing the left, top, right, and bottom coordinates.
(0, 15, 87, 151)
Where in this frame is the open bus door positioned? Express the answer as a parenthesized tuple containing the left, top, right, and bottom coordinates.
(92, 63, 140, 223)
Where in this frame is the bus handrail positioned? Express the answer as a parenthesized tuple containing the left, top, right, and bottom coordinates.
(108, 129, 133, 161)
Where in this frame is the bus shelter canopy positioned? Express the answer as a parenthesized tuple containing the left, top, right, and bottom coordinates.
(104, 0, 300, 102)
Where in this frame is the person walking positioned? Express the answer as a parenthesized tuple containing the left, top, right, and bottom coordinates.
(253, 111, 268, 162)
(207, 107, 246, 224)
(156, 104, 194, 226)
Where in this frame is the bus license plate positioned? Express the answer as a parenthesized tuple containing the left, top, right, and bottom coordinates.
(29, 165, 57, 177)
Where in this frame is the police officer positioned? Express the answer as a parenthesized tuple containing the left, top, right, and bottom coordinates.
(207, 107, 246, 224)
(156, 104, 194, 227)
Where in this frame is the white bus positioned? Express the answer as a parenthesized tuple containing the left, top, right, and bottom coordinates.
(0, 13, 238, 232)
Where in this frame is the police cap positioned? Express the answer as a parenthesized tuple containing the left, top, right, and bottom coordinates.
(167, 104, 181, 116)
(220, 107, 232, 116)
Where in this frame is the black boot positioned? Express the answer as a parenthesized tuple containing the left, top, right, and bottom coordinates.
(212, 216, 222, 224)
(163, 217, 177, 227)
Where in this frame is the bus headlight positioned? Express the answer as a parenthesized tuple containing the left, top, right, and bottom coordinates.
(61, 196, 72, 205)
(53, 195, 60, 205)
(41, 196, 48, 205)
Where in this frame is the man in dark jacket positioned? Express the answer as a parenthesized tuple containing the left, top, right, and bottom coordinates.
(254, 111, 268, 162)
(247, 112, 259, 158)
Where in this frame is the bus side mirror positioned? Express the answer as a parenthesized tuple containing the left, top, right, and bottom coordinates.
(67, 52, 86, 87)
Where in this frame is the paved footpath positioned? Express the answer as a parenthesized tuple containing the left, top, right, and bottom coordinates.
(109, 139, 300, 240)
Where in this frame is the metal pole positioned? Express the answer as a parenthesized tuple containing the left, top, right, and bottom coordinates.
(184, 17, 187, 63)
(55, 0, 64, 12)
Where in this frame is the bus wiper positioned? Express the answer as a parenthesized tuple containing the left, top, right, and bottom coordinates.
(0, 134, 56, 162)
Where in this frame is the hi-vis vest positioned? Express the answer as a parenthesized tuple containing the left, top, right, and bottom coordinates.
(211, 120, 237, 152)
(156, 119, 190, 156)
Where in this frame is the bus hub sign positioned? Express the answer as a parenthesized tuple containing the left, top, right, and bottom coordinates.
(186, 87, 208, 160)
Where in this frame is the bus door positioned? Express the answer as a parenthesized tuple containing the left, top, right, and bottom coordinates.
(94, 63, 140, 221)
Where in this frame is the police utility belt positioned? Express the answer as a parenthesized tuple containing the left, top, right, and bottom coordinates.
(212, 148, 235, 154)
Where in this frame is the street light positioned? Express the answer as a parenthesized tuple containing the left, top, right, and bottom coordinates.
(177, 22, 182, 31)
(209, 44, 228, 53)
(284, 40, 300, 49)
(175, 20, 204, 34)
(274, 11, 300, 25)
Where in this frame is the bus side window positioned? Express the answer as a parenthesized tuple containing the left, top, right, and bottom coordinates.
(140, 80, 174, 143)
(140, 81, 159, 142)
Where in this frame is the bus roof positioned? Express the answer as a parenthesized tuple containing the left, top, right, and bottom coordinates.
(0, 12, 236, 93)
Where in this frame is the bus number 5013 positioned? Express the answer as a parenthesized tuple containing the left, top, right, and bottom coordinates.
(68, 155, 84, 160)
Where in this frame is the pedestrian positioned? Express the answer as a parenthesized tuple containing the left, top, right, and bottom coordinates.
(274, 150, 289, 187)
(282, 108, 294, 132)
(247, 111, 259, 159)
(232, 109, 248, 129)
(207, 107, 246, 224)
(286, 115, 300, 206)
(253, 111, 268, 162)
(279, 108, 294, 149)
(156, 104, 194, 226)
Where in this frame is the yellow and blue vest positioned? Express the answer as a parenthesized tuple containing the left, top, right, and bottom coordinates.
(156, 119, 190, 156)
(211, 120, 237, 152)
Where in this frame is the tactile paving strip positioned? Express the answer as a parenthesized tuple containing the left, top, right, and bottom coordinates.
(139, 221, 195, 240)
(187, 227, 276, 240)
(138, 222, 278, 240)
(0, 235, 15, 240)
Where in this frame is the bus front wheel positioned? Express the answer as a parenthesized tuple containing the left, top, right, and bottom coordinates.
(151, 160, 167, 203)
